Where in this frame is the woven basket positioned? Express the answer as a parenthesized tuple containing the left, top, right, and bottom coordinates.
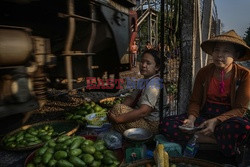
(0, 120, 79, 151)
(124, 157, 224, 167)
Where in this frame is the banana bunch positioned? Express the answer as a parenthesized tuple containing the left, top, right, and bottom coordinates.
(154, 144, 169, 167)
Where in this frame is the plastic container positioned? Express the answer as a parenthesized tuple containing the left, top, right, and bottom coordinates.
(86, 123, 111, 135)
(238, 145, 250, 167)
(85, 112, 107, 126)
(154, 134, 182, 157)
(183, 134, 199, 158)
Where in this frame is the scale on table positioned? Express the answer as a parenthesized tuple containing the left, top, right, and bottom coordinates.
(123, 128, 153, 163)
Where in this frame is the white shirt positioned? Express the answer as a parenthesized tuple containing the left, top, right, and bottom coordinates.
(130, 74, 167, 121)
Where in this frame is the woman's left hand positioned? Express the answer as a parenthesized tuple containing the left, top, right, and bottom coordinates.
(198, 118, 221, 136)
(107, 111, 121, 124)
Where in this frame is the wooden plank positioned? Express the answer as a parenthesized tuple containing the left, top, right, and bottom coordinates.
(201, 0, 213, 66)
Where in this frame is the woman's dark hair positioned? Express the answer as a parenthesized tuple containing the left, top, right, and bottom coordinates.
(141, 49, 161, 67)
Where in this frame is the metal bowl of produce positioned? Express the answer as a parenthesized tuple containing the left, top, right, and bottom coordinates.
(123, 128, 153, 142)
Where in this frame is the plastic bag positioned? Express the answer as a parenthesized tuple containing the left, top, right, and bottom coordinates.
(97, 130, 122, 149)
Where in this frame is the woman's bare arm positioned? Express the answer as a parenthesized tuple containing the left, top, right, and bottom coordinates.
(108, 104, 153, 124)
(122, 95, 135, 107)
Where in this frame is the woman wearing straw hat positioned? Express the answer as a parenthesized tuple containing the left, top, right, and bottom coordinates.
(161, 30, 250, 157)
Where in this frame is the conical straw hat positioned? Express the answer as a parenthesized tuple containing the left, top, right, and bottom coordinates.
(201, 30, 250, 60)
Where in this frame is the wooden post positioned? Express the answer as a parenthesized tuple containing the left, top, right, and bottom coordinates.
(177, 0, 194, 114)
(193, 0, 202, 77)
(64, 0, 75, 90)
(201, 0, 213, 66)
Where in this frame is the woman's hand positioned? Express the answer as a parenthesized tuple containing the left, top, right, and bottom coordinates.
(182, 119, 194, 128)
(107, 111, 122, 124)
(198, 118, 221, 136)
(180, 115, 196, 134)
(180, 119, 195, 134)
(182, 115, 196, 127)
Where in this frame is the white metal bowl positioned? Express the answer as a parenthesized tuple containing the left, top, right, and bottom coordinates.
(123, 128, 153, 141)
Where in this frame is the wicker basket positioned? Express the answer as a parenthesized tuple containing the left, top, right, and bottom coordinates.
(124, 157, 224, 167)
(0, 120, 79, 151)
